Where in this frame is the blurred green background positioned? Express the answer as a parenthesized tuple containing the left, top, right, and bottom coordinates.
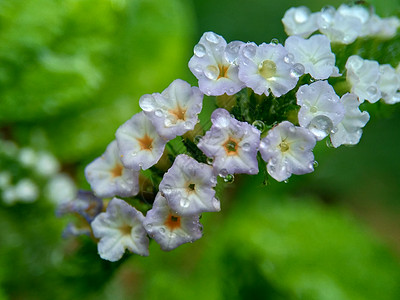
(1, 0, 400, 299)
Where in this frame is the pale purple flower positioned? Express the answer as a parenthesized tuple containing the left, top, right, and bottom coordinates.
(238, 42, 299, 97)
(345, 55, 381, 103)
(197, 108, 260, 175)
(282, 6, 319, 38)
(259, 121, 316, 182)
(143, 193, 203, 251)
(91, 198, 149, 261)
(139, 79, 203, 140)
(330, 93, 370, 148)
(115, 112, 167, 170)
(159, 154, 219, 216)
(296, 81, 345, 140)
(85, 140, 139, 198)
(284, 35, 339, 80)
(188, 32, 245, 96)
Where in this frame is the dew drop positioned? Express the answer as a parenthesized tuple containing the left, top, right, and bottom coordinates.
(320, 5, 335, 24)
(225, 41, 243, 63)
(183, 121, 193, 129)
(205, 32, 219, 44)
(307, 115, 334, 140)
(163, 184, 172, 195)
(206, 157, 214, 165)
(212, 197, 220, 210)
(194, 43, 206, 57)
(155, 109, 163, 117)
(159, 227, 165, 234)
(140, 97, 155, 112)
(218, 168, 229, 177)
(313, 160, 319, 168)
(223, 174, 235, 183)
(180, 198, 190, 208)
(204, 65, 219, 80)
(146, 224, 153, 230)
(252, 120, 265, 131)
(290, 63, 305, 77)
(284, 53, 294, 64)
(367, 86, 378, 97)
(243, 44, 257, 59)
(294, 7, 310, 24)
(270, 38, 279, 45)
(242, 143, 251, 151)
(283, 179, 289, 184)
(326, 138, 334, 148)
(330, 126, 338, 134)
(194, 65, 203, 74)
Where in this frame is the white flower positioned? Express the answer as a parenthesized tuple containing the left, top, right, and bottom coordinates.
(317, 5, 363, 44)
(238, 42, 299, 97)
(159, 154, 219, 216)
(296, 81, 345, 140)
(336, 4, 371, 37)
(197, 108, 260, 175)
(0, 172, 11, 189)
(188, 32, 245, 96)
(284, 35, 339, 80)
(143, 193, 202, 251)
(345, 55, 381, 103)
(13, 179, 39, 203)
(281, 6, 319, 38)
(45, 174, 77, 205)
(330, 93, 370, 148)
(91, 198, 149, 261)
(116, 112, 167, 170)
(365, 15, 400, 38)
(378, 64, 400, 105)
(18, 148, 37, 167)
(139, 79, 204, 140)
(34, 151, 60, 177)
(259, 121, 316, 182)
(85, 140, 139, 198)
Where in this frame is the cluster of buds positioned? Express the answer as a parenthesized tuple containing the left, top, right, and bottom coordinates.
(59, 4, 400, 261)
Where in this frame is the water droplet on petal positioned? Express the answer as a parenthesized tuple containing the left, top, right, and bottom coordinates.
(155, 109, 163, 117)
(290, 63, 305, 77)
(242, 44, 257, 59)
(205, 32, 219, 44)
(284, 53, 294, 64)
(194, 43, 206, 57)
(180, 198, 190, 208)
(193, 65, 203, 74)
(313, 160, 319, 168)
(146, 224, 153, 230)
(307, 115, 334, 140)
(223, 174, 234, 183)
(206, 157, 214, 165)
(218, 168, 229, 177)
(252, 120, 265, 131)
(163, 184, 172, 195)
(184, 121, 193, 129)
(225, 41, 242, 63)
(294, 7, 310, 24)
(140, 96, 155, 112)
(204, 65, 219, 80)
(367, 86, 378, 98)
(283, 179, 289, 184)
(326, 138, 334, 148)
(159, 227, 166, 234)
(242, 143, 251, 151)
(212, 197, 220, 210)
(330, 126, 338, 134)
(194, 135, 202, 144)
(270, 38, 279, 45)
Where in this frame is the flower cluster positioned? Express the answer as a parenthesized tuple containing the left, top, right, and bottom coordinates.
(59, 4, 400, 261)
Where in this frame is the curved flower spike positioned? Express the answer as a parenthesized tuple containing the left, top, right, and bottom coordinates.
(91, 198, 149, 261)
(330, 93, 370, 148)
(259, 121, 316, 182)
(378, 64, 400, 105)
(159, 154, 219, 216)
(85, 140, 139, 198)
(139, 79, 204, 140)
(197, 108, 260, 175)
(188, 32, 245, 96)
(345, 55, 381, 103)
(143, 193, 203, 251)
(282, 6, 319, 38)
(238, 42, 299, 97)
(296, 81, 345, 140)
(116, 112, 167, 170)
(284, 34, 339, 80)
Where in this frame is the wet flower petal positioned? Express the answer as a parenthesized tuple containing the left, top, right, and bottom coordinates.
(139, 79, 204, 140)
(91, 198, 149, 261)
(238, 42, 299, 96)
(297, 81, 345, 140)
(159, 154, 219, 216)
(259, 121, 316, 182)
(197, 108, 260, 175)
(282, 6, 319, 38)
(188, 32, 245, 96)
(85, 140, 139, 198)
(143, 193, 202, 251)
(330, 93, 370, 147)
(378, 64, 400, 105)
(116, 112, 167, 170)
(345, 55, 381, 103)
(284, 34, 339, 80)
